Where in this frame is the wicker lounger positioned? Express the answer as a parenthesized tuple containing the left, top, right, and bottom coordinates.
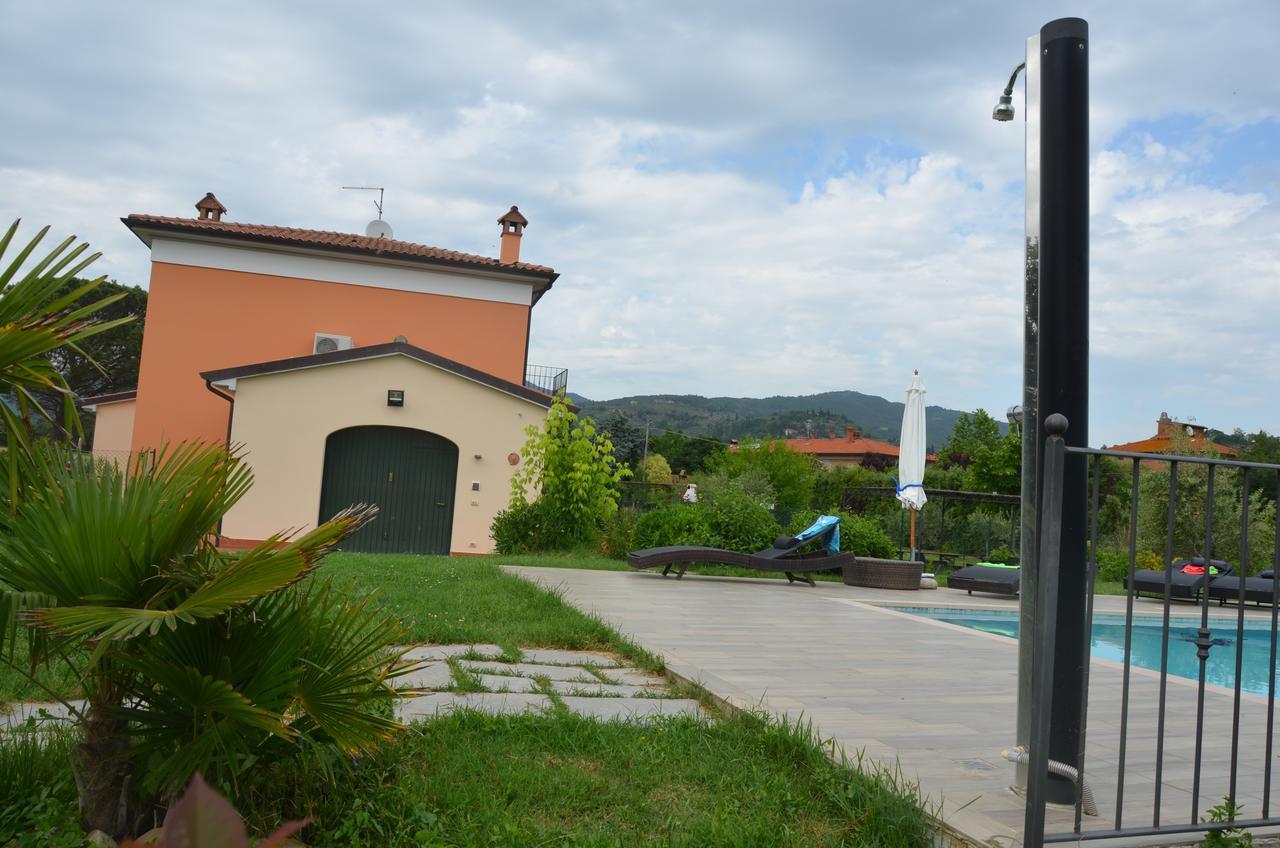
(841, 557, 923, 590)
(948, 564, 1020, 597)
(626, 544, 853, 587)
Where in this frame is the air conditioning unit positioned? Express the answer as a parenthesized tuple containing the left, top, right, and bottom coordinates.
(313, 333, 353, 354)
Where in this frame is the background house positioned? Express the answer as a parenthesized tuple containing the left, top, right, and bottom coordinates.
(782, 426, 921, 468)
(1108, 412, 1238, 459)
(85, 194, 562, 555)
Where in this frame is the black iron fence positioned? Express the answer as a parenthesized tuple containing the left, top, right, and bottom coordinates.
(524, 364, 568, 396)
(1025, 418, 1280, 846)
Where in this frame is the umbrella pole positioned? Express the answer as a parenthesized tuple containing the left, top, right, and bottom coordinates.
(909, 509, 916, 559)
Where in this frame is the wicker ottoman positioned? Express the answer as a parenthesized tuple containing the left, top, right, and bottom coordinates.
(842, 557, 924, 590)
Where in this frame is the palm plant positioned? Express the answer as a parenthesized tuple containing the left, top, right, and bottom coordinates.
(0, 220, 131, 504)
(0, 443, 412, 837)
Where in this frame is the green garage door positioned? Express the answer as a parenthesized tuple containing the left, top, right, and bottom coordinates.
(319, 426, 458, 554)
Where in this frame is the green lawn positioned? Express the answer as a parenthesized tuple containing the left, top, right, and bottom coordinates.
(247, 710, 932, 848)
(1, 551, 935, 847)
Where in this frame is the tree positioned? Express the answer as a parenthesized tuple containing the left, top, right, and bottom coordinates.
(938, 409, 1004, 469)
(598, 410, 643, 469)
(510, 396, 630, 548)
(0, 445, 408, 836)
(0, 221, 131, 489)
(641, 452, 672, 484)
(1238, 429, 1280, 505)
(709, 439, 817, 512)
(967, 429, 1021, 495)
(649, 429, 725, 474)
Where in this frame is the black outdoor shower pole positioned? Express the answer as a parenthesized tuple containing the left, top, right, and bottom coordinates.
(1035, 16, 1089, 805)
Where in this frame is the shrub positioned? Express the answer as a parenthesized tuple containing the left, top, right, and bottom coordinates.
(710, 440, 817, 511)
(634, 504, 710, 549)
(788, 509, 895, 558)
(599, 508, 638, 559)
(1094, 550, 1129, 583)
(509, 397, 629, 549)
(698, 466, 777, 508)
(491, 499, 557, 555)
(641, 453, 672, 484)
(700, 491, 780, 553)
(987, 544, 1018, 565)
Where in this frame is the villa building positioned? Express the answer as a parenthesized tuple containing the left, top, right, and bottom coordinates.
(84, 194, 562, 556)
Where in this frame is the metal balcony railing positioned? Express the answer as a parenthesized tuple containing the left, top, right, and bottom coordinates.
(524, 364, 568, 396)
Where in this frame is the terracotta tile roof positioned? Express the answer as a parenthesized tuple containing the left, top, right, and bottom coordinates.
(785, 436, 902, 458)
(1106, 434, 1238, 457)
(122, 214, 557, 280)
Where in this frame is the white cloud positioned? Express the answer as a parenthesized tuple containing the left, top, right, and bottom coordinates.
(0, 0, 1277, 444)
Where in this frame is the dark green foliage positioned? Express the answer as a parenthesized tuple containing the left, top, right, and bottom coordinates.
(0, 729, 80, 847)
(649, 429, 725, 474)
(634, 504, 711, 549)
(598, 508, 637, 559)
(598, 411, 644, 469)
(700, 490, 780, 552)
(1094, 550, 1130, 584)
(710, 440, 817, 511)
(811, 464, 888, 512)
(491, 499, 559, 554)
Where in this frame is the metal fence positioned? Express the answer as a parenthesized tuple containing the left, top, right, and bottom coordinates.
(1025, 418, 1280, 846)
(524, 364, 568, 396)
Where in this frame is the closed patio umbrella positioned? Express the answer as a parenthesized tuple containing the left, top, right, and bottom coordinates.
(895, 370, 927, 560)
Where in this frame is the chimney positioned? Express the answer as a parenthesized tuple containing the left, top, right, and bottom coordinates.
(1157, 412, 1172, 437)
(195, 192, 227, 222)
(846, 426, 860, 441)
(497, 205, 528, 264)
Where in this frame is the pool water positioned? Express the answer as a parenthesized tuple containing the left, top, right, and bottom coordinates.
(890, 607, 1280, 699)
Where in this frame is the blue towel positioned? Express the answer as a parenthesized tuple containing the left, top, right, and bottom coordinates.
(794, 514, 841, 556)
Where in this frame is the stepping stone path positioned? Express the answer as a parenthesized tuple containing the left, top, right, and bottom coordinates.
(0, 646, 704, 731)
(395, 644, 703, 724)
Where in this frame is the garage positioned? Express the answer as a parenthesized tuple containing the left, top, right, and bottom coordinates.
(318, 425, 459, 554)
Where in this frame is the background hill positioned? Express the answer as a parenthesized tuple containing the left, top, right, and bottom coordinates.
(569, 390, 994, 450)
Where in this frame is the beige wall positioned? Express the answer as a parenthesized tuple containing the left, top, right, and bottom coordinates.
(91, 400, 136, 462)
(220, 355, 548, 554)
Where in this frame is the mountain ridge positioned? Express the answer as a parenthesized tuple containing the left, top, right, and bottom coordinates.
(568, 390, 995, 449)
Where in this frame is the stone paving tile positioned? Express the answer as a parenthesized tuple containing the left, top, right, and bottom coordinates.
(599, 667, 667, 687)
(397, 692, 554, 721)
(559, 696, 704, 722)
(1, 700, 83, 729)
(459, 660, 595, 682)
(520, 648, 621, 667)
(402, 643, 504, 662)
(547, 680, 667, 698)
(396, 662, 454, 690)
(476, 673, 542, 693)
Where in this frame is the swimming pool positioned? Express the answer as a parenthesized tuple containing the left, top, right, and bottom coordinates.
(889, 607, 1280, 699)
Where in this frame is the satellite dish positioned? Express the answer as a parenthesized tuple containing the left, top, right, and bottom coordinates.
(366, 219, 393, 239)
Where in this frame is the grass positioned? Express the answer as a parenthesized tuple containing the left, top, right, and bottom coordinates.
(0, 551, 935, 847)
(245, 709, 933, 848)
(325, 553, 662, 669)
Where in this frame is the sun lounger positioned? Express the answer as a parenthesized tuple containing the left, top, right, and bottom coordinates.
(947, 563, 1020, 597)
(1125, 557, 1232, 601)
(1209, 574, 1280, 607)
(626, 515, 853, 587)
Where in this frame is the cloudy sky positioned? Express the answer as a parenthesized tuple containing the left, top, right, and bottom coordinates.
(3, 1, 1277, 445)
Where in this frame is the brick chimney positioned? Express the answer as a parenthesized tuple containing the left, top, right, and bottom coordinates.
(195, 192, 227, 222)
(498, 205, 528, 264)
(846, 426, 861, 441)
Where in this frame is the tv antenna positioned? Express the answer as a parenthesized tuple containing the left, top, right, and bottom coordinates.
(341, 186, 393, 238)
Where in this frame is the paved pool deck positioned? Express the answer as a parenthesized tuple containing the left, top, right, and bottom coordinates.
(507, 566, 1280, 848)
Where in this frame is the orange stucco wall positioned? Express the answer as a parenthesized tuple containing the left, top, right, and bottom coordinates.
(131, 261, 531, 451)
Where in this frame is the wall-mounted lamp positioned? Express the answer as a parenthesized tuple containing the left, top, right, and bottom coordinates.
(387, 389, 405, 407)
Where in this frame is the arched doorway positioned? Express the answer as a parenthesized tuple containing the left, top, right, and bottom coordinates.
(318, 426, 458, 554)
